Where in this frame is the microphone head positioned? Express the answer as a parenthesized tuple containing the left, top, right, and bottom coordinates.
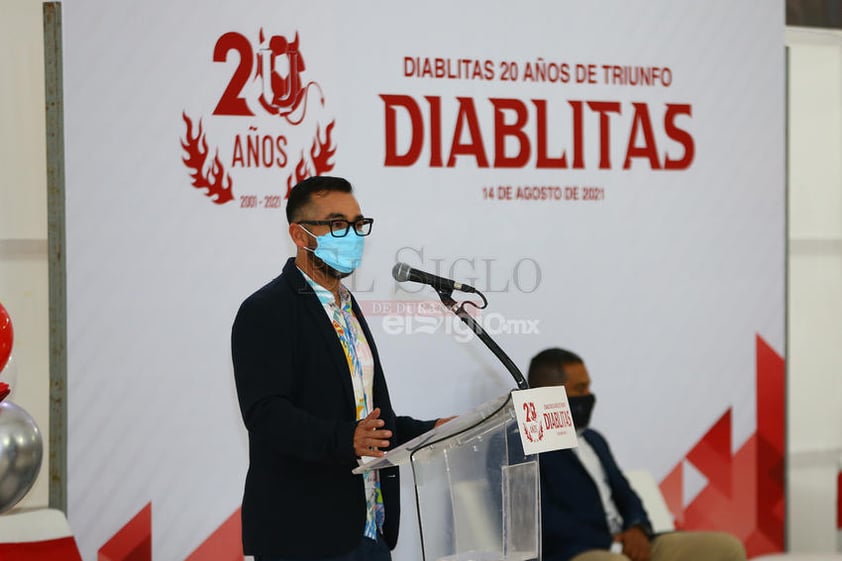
(392, 262, 412, 282)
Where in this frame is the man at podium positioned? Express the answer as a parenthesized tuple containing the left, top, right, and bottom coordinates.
(528, 348, 746, 561)
(232, 176, 440, 561)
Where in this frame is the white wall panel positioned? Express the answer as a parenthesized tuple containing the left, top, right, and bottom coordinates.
(786, 26, 842, 553)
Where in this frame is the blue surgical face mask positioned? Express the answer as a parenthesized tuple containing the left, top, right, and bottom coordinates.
(300, 226, 365, 274)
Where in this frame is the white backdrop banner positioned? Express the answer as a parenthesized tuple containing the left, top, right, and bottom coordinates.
(62, 1, 785, 560)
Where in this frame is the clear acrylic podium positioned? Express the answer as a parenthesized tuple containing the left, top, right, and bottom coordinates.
(354, 392, 540, 561)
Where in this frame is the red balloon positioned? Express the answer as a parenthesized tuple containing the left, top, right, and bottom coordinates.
(0, 302, 12, 374)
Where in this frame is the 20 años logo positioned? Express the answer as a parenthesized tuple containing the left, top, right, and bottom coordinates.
(180, 30, 336, 207)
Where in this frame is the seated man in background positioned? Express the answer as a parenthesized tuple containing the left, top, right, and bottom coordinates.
(529, 348, 746, 561)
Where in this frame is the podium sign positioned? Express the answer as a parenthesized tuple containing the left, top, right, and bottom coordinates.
(510, 387, 579, 455)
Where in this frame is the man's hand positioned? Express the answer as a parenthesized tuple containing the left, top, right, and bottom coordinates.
(614, 526, 651, 561)
(434, 416, 456, 428)
(354, 408, 392, 458)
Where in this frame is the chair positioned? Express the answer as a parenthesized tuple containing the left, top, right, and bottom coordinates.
(0, 508, 83, 560)
(623, 469, 676, 534)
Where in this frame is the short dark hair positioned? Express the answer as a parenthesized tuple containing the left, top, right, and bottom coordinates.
(286, 176, 353, 224)
(527, 348, 584, 388)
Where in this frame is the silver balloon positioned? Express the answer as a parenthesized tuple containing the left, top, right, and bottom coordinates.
(0, 401, 43, 513)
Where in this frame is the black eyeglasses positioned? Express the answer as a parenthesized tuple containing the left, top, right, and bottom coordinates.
(297, 217, 374, 237)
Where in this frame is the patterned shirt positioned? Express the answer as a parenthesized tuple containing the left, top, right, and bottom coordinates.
(300, 268, 384, 540)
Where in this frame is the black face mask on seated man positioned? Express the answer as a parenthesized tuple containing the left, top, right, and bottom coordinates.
(567, 393, 596, 430)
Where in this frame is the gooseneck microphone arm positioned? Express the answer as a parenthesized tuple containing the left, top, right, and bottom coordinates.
(435, 289, 530, 391)
(392, 262, 529, 390)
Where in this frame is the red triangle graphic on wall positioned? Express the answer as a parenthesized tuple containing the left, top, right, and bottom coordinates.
(185, 508, 243, 561)
(686, 409, 733, 498)
(662, 335, 786, 558)
(98, 503, 151, 561)
(659, 462, 684, 527)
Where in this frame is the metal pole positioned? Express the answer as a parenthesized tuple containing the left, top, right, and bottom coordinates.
(43, 1, 67, 513)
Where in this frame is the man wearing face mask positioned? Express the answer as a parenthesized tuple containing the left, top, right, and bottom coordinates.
(528, 348, 746, 561)
(232, 176, 445, 561)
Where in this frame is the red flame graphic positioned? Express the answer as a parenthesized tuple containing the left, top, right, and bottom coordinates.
(285, 120, 336, 198)
(181, 113, 234, 204)
(311, 121, 336, 174)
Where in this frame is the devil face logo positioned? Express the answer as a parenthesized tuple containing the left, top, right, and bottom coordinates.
(259, 32, 304, 114)
(257, 32, 322, 125)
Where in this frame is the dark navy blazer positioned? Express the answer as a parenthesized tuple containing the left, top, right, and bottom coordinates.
(231, 257, 434, 558)
(540, 428, 652, 561)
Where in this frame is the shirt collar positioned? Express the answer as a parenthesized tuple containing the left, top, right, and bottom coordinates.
(298, 267, 351, 309)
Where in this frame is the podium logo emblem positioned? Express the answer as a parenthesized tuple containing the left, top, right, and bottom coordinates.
(522, 401, 545, 443)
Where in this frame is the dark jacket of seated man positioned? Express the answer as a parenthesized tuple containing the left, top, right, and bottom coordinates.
(540, 428, 652, 561)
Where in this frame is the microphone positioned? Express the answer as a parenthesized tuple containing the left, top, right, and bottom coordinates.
(392, 262, 477, 293)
